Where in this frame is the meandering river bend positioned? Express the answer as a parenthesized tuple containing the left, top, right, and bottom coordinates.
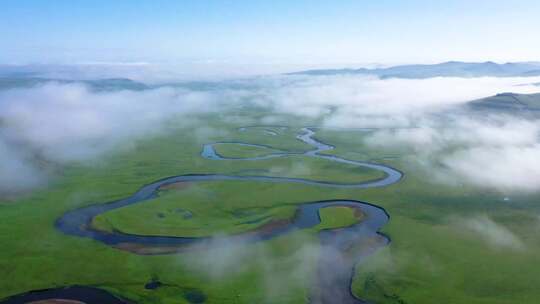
(2, 127, 402, 304)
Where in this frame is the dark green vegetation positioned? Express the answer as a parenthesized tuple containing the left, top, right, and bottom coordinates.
(212, 143, 285, 158)
(468, 92, 540, 113)
(1, 108, 540, 304)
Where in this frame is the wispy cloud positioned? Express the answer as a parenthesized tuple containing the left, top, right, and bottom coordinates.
(254, 74, 540, 192)
(0, 82, 219, 193)
(457, 215, 525, 250)
(365, 117, 540, 192)
(260, 75, 540, 125)
(2, 73, 540, 194)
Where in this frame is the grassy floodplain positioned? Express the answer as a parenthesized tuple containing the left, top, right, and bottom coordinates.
(212, 143, 286, 158)
(317, 206, 363, 230)
(1, 109, 540, 304)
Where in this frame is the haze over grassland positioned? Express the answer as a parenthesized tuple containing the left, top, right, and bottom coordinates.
(4, 2, 540, 303)
(1, 65, 540, 194)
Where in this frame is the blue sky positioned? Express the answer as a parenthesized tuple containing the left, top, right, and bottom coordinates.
(1, 0, 540, 65)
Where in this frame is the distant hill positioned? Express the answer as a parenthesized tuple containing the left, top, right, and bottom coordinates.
(290, 61, 540, 78)
(83, 78, 150, 91)
(466, 92, 540, 113)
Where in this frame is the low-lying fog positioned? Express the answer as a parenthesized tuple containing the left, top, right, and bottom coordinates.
(1, 71, 540, 194)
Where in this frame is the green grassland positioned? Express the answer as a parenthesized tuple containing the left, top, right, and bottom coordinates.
(212, 143, 286, 158)
(317, 206, 363, 230)
(0, 113, 326, 304)
(312, 129, 410, 162)
(314, 128, 540, 303)
(93, 182, 369, 238)
(91, 182, 299, 237)
(1, 110, 540, 304)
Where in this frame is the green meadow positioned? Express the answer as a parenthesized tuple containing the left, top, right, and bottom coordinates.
(1, 111, 540, 304)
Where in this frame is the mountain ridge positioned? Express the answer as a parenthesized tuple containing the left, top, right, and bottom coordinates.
(289, 61, 540, 78)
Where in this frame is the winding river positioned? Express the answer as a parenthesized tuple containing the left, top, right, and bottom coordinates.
(2, 127, 402, 304)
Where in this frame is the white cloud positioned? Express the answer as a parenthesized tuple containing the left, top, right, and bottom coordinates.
(261, 75, 540, 125)
(364, 116, 540, 192)
(0, 83, 218, 193)
(459, 215, 524, 250)
(264, 74, 540, 192)
(182, 234, 320, 301)
(0, 138, 44, 192)
(262, 74, 540, 192)
(442, 144, 540, 192)
(2, 74, 540, 193)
